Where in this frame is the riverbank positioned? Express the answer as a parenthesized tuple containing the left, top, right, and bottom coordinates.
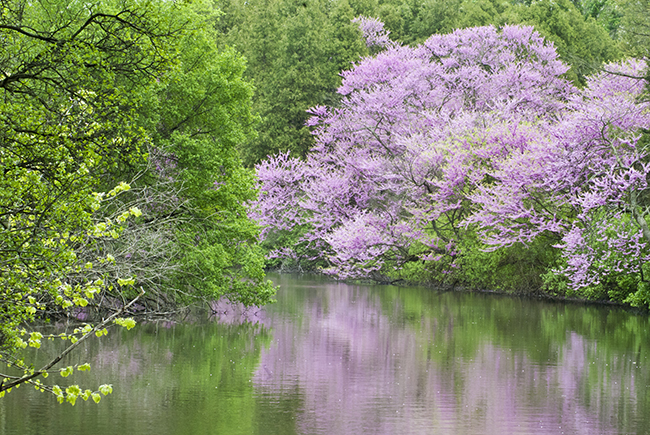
(267, 267, 649, 314)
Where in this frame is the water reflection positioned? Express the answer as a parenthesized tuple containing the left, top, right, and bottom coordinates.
(1, 273, 649, 435)
(253, 274, 650, 435)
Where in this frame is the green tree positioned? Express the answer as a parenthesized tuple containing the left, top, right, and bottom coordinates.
(378, 0, 621, 82)
(0, 0, 274, 402)
(506, 0, 621, 82)
(617, 0, 650, 58)
(570, 0, 622, 37)
(133, 2, 276, 305)
(0, 0, 178, 343)
(0, 0, 178, 400)
(220, 0, 368, 165)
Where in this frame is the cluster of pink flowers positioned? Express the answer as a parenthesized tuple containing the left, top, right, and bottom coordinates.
(252, 19, 650, 294)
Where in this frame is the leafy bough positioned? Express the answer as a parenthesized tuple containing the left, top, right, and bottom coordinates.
(0, 288, 143, 405)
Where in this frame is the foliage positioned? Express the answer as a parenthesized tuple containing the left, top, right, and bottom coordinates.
(97, 1, 276, 308)
(570, 0, 622, 37)
(0, 179, 142, 402)
(0, 0, 274, 403)
(351, 0, 621, 82)
(1, 287, 140, 405)
(0, 0, 178, 355)
(505, 0, 621, 83)
(218, 0, 368, 165)
(617, 0, 650, 58)
(253, 23, 650, 306)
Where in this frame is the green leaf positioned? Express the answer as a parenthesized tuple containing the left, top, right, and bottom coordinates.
(114, 317, 137, 330)
(73, 297, 88, 307)
(116, 277, 136, 287)
(65, 385, 81, 406)
(98, 384, 113, 396)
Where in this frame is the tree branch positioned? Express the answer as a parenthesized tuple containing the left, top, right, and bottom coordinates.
(0, 288, 145, 392)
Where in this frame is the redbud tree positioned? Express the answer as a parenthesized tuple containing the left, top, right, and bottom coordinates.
(252, 19, 650, 305)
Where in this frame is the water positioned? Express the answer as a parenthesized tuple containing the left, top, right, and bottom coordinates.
(2, 273, 649, 434)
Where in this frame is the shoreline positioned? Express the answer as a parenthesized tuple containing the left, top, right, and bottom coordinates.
(266, 268, 649, 314)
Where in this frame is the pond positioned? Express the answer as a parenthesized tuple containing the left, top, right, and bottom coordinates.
(1, 273, 649, 434)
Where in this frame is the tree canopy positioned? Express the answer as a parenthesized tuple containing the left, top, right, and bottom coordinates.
(218, 0, 369, 165)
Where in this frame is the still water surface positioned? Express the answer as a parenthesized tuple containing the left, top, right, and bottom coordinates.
(1, 273, 650, 434)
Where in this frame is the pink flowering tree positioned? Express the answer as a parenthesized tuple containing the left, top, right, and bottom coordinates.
(254, 23, 569, 277)
(469, 59, 650, 303)
(253, 19, 650, 304)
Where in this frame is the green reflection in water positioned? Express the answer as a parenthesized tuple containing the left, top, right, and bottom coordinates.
(0, 320, 272, 435)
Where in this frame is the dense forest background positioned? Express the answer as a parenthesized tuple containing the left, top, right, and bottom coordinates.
(217, 0, 648, 165)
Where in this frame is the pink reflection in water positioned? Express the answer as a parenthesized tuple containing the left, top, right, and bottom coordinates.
(253, 281, 628, 435)
(210, 299, 268, 325)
